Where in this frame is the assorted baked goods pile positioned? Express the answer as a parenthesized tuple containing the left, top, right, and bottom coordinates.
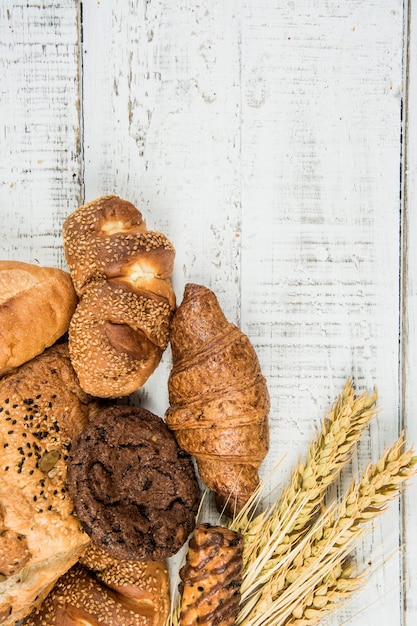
(0, 196, 270, 625)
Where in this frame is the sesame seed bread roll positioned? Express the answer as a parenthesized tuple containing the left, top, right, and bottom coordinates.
(62, 195, 176, 398)
(0, 261, 78, 376)
(23, 558, 170, 626)
(0, 343, 102, 625)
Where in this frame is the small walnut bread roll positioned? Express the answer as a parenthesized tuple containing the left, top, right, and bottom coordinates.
(179, 523, 244, 626)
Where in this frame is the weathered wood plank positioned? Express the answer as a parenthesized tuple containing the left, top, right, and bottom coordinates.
(401, 1, 417, 623)
(0, 1, 81, 267)
(237, 5, 405, 625)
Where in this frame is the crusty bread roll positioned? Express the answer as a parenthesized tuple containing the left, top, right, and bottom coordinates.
(0, 260, 78, 376)
(62, 195, 176, 398)
(0, 343, 101, 625)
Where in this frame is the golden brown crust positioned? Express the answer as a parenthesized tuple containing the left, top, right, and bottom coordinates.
(0, 343, 101, 624)
(80, 543, 170, 626)
(68, 280, 170, 397)
(62, 195, 146, 294)
(63, 195, 176, 398)
(179, 523, 243, 626)
(166, 283, 270, 517)
(0, 260, 78, 376)
(24, 546, 170, 626)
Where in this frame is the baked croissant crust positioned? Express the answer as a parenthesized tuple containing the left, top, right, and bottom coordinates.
(179, 523, 243, 626)
(63, 195, 176, 398)
(165, 283, 270, 517)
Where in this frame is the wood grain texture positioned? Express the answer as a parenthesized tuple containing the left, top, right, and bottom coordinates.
(0, 1, 416, 624)
(401, 2, 417, 624)
(237, 3, 405, 624)
(0, 1, 82, 268)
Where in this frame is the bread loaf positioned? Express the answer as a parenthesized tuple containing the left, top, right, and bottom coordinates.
(0, 261, 77, 376)
(62, 195, 176, 397)
(0, 343, 101, 625)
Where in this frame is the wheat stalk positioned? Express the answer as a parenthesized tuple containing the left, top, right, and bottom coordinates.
(239, 432, 417, 626)
(230, 379, 378, 597)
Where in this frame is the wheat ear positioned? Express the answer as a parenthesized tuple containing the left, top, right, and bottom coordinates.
(230, 379, 378, 595)
(240, 432, 417, 626)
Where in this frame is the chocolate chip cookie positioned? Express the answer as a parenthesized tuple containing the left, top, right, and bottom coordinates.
(67, 405, 201, 561)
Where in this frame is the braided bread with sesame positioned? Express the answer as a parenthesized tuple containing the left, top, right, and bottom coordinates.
(63, 195, 176, 398)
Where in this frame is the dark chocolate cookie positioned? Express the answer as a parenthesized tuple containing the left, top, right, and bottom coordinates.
(67, 405, 201, 561)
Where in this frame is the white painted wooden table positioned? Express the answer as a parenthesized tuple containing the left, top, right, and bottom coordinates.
(1, 1, 416, 624)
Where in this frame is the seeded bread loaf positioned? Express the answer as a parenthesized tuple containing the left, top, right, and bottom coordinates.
(0, 343, 101, 625)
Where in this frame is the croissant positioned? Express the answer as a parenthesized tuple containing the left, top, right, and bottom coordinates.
(62, 195, 176, 398)
(165, 283, 270, 517)
(178, 523, 243, 626)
